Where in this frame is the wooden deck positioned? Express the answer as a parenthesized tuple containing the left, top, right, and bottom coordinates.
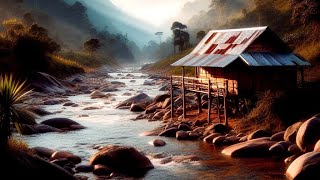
(171, 76, 238, 96)
(169, 75, 238, 125)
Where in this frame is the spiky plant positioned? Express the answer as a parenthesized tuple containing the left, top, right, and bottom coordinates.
(0, 74, 36, 149)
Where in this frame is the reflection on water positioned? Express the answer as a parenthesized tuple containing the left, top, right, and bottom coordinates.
(23, 68, 287, 180)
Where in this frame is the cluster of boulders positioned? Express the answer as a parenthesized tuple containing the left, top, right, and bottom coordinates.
(21, 118, 85, 135)
(195, 114, 320, 180)
(31, 145, 154, 179)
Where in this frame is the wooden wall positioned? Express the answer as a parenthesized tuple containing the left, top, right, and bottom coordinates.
(198, 59, 297, 95)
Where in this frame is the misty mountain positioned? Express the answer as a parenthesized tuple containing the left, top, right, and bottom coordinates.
(65, 0, 154, 47)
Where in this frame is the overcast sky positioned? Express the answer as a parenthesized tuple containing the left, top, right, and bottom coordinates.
(110, 0, 210, 27)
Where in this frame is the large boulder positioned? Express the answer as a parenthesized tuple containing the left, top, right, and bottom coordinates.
(203, 133, 221, 143)
(90, 90, 106, 99)
(247, 129, 271, 140)
(29, 72, 70, 94)
(286, 152, 320, 180)
(269, 141, 293, 156)
(50, 151, 81, 164)
(296, 116, 320, 152)
(130, 103, 146, 112)
(153, 94, 170, 103)
(89, 145, 154, 177)
(149, 139, 166, 147)
(41, 118, 85, 130)
(284, 122, 303, 143)
(116, 93, 152, 109)
(176, 131, 189, 140)
(158, 127, 178, 137)
(2, 149, 77, 179)
(31, 146, 56, 159)
(270, 131, 285, 141)
(21, 124, 62, 135)
(212, 123, 228, 134)
(222, 138, 276, 157)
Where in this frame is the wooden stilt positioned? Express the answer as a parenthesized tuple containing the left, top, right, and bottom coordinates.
(197, 92, 202, 113)
(182, 67, 186, 119)
(224, 80, 229, 126)
(208, 79, 211, 123)
(300, 67, 305, 88)
(170, 76, 174, 119)
(217, 85, 221, 123)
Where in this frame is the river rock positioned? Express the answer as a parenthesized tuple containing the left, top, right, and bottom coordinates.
(284, 122, 303, 143)
(203, 133, 221, 143)
(285, 153, 302, 164)
(29, 72, 69, 94)
(152, 111, 165, 120)
(188, 131, 200, 140)
(176, 131, 189, 140)
(116, 93, 152, 109)
(288, 144, 301, 155)
(89, 145, 154, 177)
(130, 103, 146, 112)
(41, 118, 85, 131)
(154, 94, 170, 103)
(28, 106, 52, 116)
(21, 124, 62, 135)
(212, 123, 228, 134)
(63, 102, 75, 106)
(239, 136, 248, 142)
(270, 131, 285, 141)
(212, 136, 226, 145)
(286, 152, 320, 179)
(313, 139, 320, 152)
(247, 129, 271, 140)
(269, 141, 292, 156)
(75, 165, 93, 173)
(193, 127, 205, 135)
(159, 127, 178, 137)
(178, 123, 191, 131)
(163, 111, 171, 121)
(93, 164, 112, 176)
(296, 116, 320, 152)
(222, 138, 276, 157)
(50, 151, 81, 164)
(122, 92, 132, 96)
(51, 158, 72, 167)
(43, 99, 64, 105)
(150, 139, 166, 146)
(162, 98, 171, 109)
(110, 81, 126, 87)
(90, 90, 106, 99)
(83, 106, 100, 110)
(32, 146, 56, 158)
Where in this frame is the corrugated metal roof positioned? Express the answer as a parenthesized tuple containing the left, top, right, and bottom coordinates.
(240, 53, 311, 66)
(171, 26, 311, 68)
(191, 26, 267, 55)
(171, 54, 238, 67)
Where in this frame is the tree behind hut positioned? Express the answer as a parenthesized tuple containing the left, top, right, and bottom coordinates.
(171, 21, 190, 54)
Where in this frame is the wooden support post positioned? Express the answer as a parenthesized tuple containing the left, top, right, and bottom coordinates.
(170, 76, 174, 119)
(197, 92, 202, 113)
(182, 67, 186, 119)
(208, 79, 211, 123)
(300, 67, 305, 88)
(217, 87, 221, 123)
(224, 80, 229, 126)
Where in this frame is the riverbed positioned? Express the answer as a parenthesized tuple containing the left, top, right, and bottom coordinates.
(23, 68, 287, 180)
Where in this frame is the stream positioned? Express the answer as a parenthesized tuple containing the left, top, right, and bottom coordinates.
(23, 67, 287, 180)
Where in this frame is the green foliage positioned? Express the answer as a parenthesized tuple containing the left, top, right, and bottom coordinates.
(84, 38, 101, 53)
(0, 74, 36, 148)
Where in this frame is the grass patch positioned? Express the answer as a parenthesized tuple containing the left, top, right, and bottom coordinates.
(8, 137, 29, 152)
(236, 87, 320, 134)
(47, 54, 85, 78)
(143, 48, 195, 76)
(59, 51, 119, 69)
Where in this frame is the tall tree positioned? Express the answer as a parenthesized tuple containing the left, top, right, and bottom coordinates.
(171, 21, 189, 53)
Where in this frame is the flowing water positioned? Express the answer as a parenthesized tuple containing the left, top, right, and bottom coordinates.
(23, 68, 287, 180)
